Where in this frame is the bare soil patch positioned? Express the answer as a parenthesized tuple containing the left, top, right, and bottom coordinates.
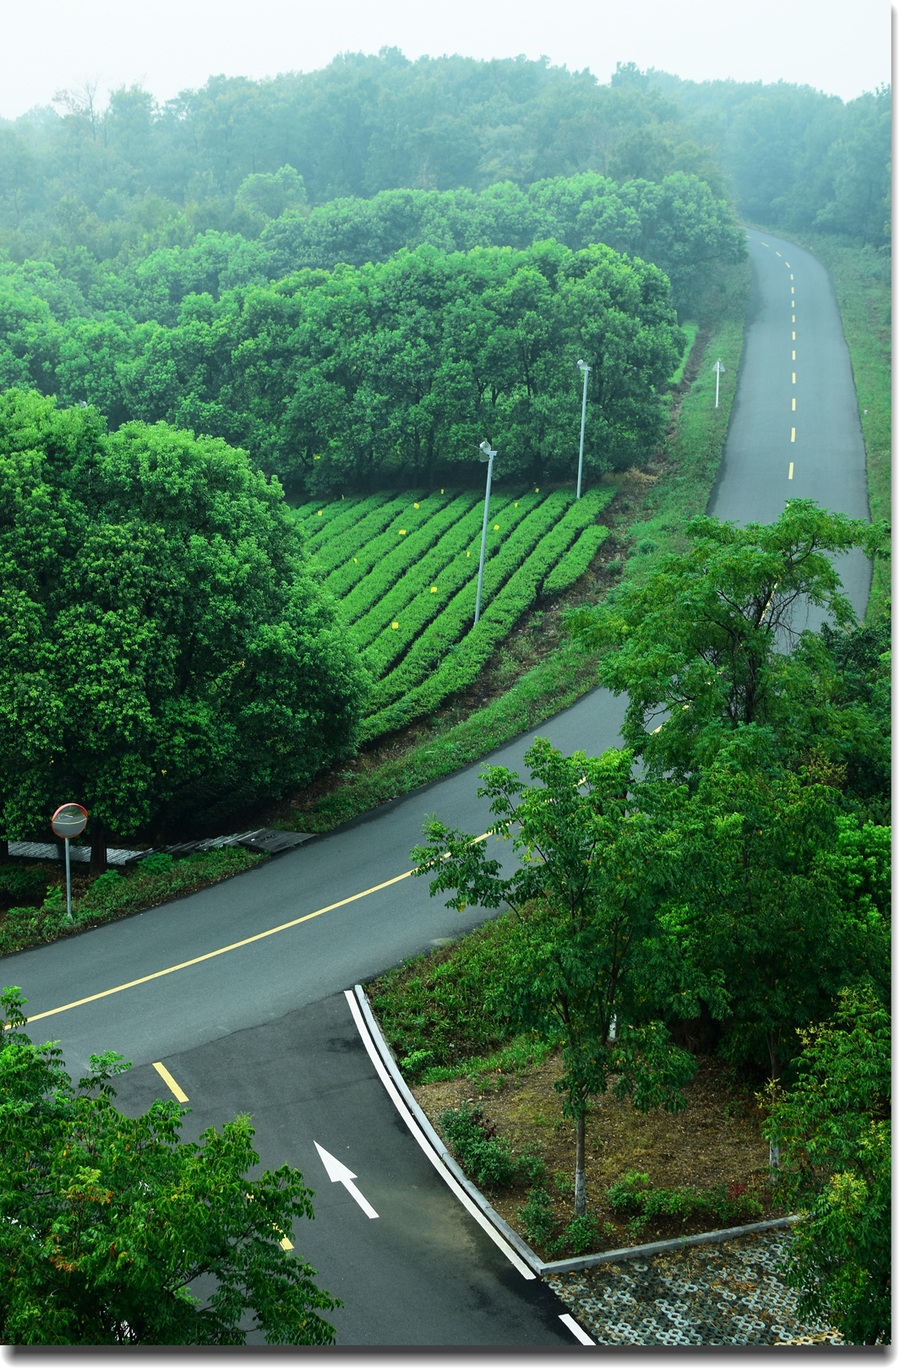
(413, 1051, 784, 1263)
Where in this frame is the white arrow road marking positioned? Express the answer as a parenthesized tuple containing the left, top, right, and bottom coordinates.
(314, 1141, 379, 1218)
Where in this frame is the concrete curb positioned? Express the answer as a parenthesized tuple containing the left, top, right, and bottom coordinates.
(351, 984, 801, 1279)
(350, 984, 544, 1275)
(540, 1215, 802, 1274)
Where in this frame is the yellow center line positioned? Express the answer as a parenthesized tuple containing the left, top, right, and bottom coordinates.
(792, 350, 796, 359)
(24, 836, 491, 1025)
(792, 371, 796, 380)
(792, 398, 796, 410)
(792, 331, 796, 339)
(785, 262, 791, 268)
(791, 428, 796, 442)
(153, 1061, 189, 1102)
(789, 462, 794, 479)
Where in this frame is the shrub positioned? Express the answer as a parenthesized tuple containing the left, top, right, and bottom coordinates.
(399, 1048, 434, 1079)
(606, 1169, 762, 1237)
(549, 1214, 613, 1257)
(514, 1150, 547, 1188)
(0, 864, 48, 908)
(437, 1103, 515, 1189)
(0, 885, 68, 953)
(517, 1187, 556, 1246)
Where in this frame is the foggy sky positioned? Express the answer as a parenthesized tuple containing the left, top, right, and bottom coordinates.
(1, 0, 890, 120)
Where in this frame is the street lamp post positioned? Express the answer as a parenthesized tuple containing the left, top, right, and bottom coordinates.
(474, 441, 496, 626)
(576, 359, 590, 498)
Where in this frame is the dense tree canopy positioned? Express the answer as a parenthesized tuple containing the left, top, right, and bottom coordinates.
(0, 238, 685, 493)
(0, 390, 368, 855)
(566, 501, 888, 784)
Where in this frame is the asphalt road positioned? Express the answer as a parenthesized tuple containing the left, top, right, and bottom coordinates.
(109, 993, 576, 1347)
(708, 228, 871, 625)
(2, 228, 872, 1348)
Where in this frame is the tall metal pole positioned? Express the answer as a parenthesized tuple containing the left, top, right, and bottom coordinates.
(64, 836, 73, 923)
(474, 442, 496, 625)
(576, 360, 590, 499)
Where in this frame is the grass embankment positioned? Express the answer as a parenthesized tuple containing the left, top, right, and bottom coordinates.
(759, 229, 891, 620)
(0, 848, 262, 956)
(365, 913, 780, 1262)
(279, 264, 748, 834)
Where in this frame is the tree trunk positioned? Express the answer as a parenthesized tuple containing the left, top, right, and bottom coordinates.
(90, 821, 108, 877)
(574, 1110, 586, 1216)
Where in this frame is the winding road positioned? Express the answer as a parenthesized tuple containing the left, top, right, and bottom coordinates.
(2, 229, 871, 1347)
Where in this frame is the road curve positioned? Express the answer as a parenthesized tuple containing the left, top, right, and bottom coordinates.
(1, 227, 873, 1346)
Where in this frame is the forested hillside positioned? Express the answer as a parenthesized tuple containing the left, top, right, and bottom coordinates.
(0, 51, 886, 499)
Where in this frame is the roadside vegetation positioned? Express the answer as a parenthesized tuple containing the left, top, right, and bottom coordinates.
(364, 498, 889, 1341)
(0, 847, 261, 955)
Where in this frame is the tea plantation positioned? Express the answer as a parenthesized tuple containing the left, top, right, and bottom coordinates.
(291, 486, 615, 741)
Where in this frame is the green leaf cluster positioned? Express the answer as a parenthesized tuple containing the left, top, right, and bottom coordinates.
(761, 985, 890, 1345)
(0, 988, 340, 1345)
(0, 390, 368, 844)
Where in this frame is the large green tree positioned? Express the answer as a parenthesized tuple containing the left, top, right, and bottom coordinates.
(761, 984, 890, 1345)
(566, 501, 887, 783)
(659, 757, 889, 1083)
(0, 390, 368, 864)
(412, 739, 695, 1217)
(0, 987, 340, 1345)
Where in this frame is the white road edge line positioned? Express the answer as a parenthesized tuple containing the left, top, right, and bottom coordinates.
(559, 1313, 595, 1345)
(344, 987, 536, 1281)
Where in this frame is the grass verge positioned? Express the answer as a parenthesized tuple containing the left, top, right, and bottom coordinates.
(0, 847, 263, 956)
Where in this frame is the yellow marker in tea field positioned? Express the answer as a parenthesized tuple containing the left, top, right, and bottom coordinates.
(430, 586, 437, 593)
(392, 621, 399, 629)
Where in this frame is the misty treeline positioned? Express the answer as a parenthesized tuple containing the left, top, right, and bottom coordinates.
(0, 52, 888, 258)
(0, 51, 886, 494)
